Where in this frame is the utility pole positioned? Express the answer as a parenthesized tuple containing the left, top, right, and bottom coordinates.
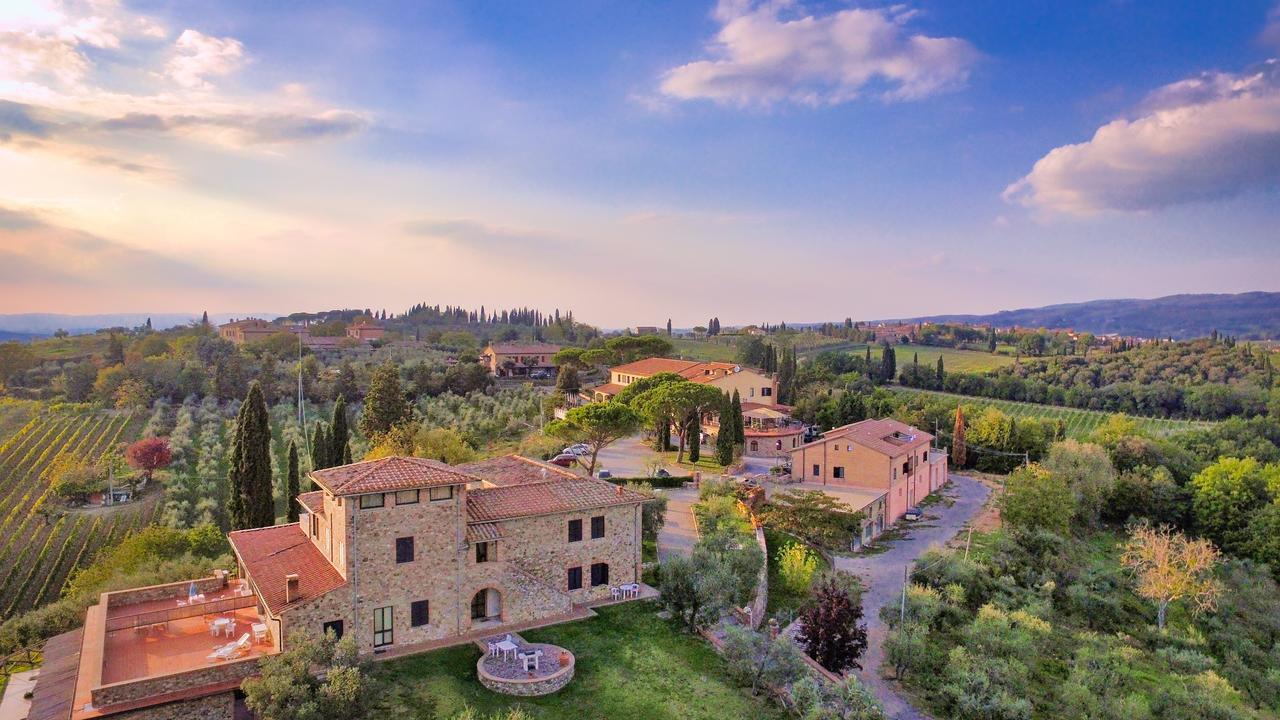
(899, 564, 909, 625)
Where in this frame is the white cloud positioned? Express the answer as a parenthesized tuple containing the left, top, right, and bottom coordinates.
(0, 30, 90, 86)
(1004, 60, 1280, 214)
(166, 29, 244, 89)
(658, 0, 977, 107)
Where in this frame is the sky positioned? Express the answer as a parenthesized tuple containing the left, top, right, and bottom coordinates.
(1, 0, 1278, 328)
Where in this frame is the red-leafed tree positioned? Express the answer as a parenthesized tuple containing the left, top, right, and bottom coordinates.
(796, 574, 868, 673)
(126, 436, 172, 482)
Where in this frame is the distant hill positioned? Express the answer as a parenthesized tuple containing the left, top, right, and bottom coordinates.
(886, 292, 1280, 340)
(0, 329, 45, 341)
(0, 313, 280, 336)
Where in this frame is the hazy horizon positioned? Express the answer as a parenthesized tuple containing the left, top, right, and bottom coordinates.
(2, 0, 1279, 326)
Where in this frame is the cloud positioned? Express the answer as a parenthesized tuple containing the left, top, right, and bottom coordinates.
(401, 218, 565, 250)
(0, 204, 242, 288)
(1004, 60, 1280, 214)
(96, 109, 368, 144)
(166, 29, 245, 89)
(0, 29, 90, 86)
(658, 0, 978, 107)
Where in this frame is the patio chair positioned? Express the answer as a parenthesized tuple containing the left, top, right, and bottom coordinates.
(486, 640, 499, 657)
(206, 634, 250, 662)
(610, 586, 622, 601)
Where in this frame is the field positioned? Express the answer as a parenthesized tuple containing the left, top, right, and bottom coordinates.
(369, 602, 786, 720)
(0, 406, 150, 621)
(866, 343, 1016, 373)
(669, 337, 740, 363)
(887, 386, 1211, 438)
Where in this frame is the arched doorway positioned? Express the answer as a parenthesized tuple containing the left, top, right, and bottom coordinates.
(471, 588, 501, 622)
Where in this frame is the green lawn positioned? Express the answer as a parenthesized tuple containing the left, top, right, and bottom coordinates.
(763, 529, 830, 620)
(865, 343, 1016, 373)
(669, 338, 740, 363)
(658, 449, 726, 473)
(369, 603, 786, 720)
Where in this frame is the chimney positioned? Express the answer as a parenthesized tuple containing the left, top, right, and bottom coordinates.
(615, 484, 623, 497)
(285, 573, 300, 604)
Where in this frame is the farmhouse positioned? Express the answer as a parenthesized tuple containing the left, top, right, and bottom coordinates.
(32, 455, 646, 720)
(585, 357, 778, 405)
(481, 342, 562, 378)
(788, 418, 949, 541)
(217, 318, 278, 345)
(345, 317, 385, 342)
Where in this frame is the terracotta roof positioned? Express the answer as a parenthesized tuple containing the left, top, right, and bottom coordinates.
(456, 454, 580, 487)
(609, 357, 701, 377)
(466, 522, 503, 542)
(309, 456, 480, 496)
(468, 478, 647, 522)
(28, 628, 81, 720)
(485, 342, 562, 355)
(587, 382, 625, 397)
(677, 361, 739, 381)
(741, 401, 793, 414)
(296, 490, 324, 514)
(228, 524, 345, 615)
(792, 418, 933, 456)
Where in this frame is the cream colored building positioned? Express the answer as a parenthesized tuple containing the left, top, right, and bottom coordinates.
(587, 357, 778, 404)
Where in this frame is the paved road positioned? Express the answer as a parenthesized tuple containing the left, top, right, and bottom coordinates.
(592, 435, 680, 478)
(656, 486, 699, 560)
(834, 474, 990, 720)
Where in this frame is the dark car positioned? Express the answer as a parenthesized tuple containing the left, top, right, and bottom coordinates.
(903, 507, 923, 521)
(549, 453, 577, 467)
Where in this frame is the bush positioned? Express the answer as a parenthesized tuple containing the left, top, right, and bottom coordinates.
(777, 542, 819, 595)
(601, 475, 692, 489)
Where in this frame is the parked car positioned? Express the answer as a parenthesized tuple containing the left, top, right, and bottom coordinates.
(655, 468, 671, 478)
(903, 507, 923, 521)
(562, 445, 589, 457)
(549, 453, 577, 467)
(529, 369, 551, 379)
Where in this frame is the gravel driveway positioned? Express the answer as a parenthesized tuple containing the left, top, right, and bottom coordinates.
(834, 474, 991, 720)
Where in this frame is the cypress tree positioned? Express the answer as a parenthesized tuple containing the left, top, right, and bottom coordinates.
(343, 443, 352, 464)
(285, 440, 300, 522)
(715, 394, 735, 465)
(228, 381, 274, 530)
(359, 363, 410, 440)
(687, 415, 701, 463)
(731, 390, 745, 444)
(951, 406, 967, 468)
(936, 356, 945, 385)
(329, 395, 350, 465)
(310, 422, 329, 472)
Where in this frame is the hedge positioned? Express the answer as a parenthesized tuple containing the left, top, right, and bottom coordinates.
(603, 475, 693, 489)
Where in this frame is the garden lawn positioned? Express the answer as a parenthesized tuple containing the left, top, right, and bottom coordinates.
(669, 338, 740, 363)
(658, 450, 726, 473)
(867, 343, 1015, 373)
(763, 528, 829, 619)
(369, 603, 786, 720)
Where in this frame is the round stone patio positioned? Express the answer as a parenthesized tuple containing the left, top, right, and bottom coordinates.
(477, 642, 574, 696)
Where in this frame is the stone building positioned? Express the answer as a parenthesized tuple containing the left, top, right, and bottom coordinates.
(31, 455, 646, 720)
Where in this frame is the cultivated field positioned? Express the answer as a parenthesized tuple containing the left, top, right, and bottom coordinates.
(888, 386, 1212, 439)
(868, 343, 1017, 373)
(0, 407, 150, 620)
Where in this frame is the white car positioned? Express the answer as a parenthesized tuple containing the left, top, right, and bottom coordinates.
(563, 445, 590, 457)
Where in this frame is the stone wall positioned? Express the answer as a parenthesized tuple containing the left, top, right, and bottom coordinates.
(109, 691, 235, 720)
(497, 502, 642, 604)
(92, 657, 257, 707)
(463, 562, 574, 629)
(477, 653, 575, 696)
(106, 575, 227, 609)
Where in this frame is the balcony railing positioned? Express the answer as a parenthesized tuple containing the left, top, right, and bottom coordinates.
(105, 593, 258, 632)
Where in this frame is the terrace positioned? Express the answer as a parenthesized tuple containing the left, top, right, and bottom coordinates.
(69, 575, 277, 719)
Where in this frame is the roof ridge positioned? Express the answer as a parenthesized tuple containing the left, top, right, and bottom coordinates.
(228, 522, 301, 536)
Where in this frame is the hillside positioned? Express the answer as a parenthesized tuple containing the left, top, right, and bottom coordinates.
(886, 292, 1280, 340)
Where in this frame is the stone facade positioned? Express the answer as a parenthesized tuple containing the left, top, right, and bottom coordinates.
(495, 503, 642, 604)
(92, 658, 256, 707)
(107, 691, 235, 720)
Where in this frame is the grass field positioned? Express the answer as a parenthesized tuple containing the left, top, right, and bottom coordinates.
(669, 337, 740, 363)
(887, 386, 1211, 439)
(866, 343, 1016, 373)
(369, 602, 786, 720)
(0, 406, 151, 621)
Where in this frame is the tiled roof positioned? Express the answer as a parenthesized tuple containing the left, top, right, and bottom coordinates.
(793, 418, 933, 456)
(587, 382, 625, 397)
(296, 490, 324, 514)
(309, 456, 480, 496)
(468, 478, 647, 522)
(485, 342, 562, 355)
(609, 357, 701, 377)
(227, 524, 345, 615)
(678, 361, 739, 381)
(457, 454, 580, 487)
(466, 522, 503, 542)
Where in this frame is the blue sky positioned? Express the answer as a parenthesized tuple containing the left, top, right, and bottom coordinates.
(1, 0, 1278, 326)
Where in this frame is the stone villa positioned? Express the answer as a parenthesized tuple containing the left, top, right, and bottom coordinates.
(31, 455, 646, 720)
(481, 342, 562, 378)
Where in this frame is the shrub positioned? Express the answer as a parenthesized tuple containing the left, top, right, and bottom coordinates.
(777, 541, 819, 595)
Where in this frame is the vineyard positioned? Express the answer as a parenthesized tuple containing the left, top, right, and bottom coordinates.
(887, 386, 1214, 439)
(0, 407, 149, 621)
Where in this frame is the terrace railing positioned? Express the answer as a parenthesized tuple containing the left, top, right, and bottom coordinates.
(105, 593, 258, 632)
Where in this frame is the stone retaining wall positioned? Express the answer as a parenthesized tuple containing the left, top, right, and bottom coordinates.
(108, 691, 235, 720)
(106, 574, 228, 609)
(477, 650, 574, 696)
(92, 656, 257, 707)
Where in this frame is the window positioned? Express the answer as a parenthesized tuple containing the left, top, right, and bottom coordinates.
(812, 464, 820, 477)
(475, 541, 490, 563)
(590, 563, 609, 587)
(590, 516, 605, 539)
(892, 468, 898, 480)
(750, 440, 759, 452)
(833, 466, 845, 479)
(775, 440, 782, 451)
(902, 460, 910, 475)
(373, 606, 393, 647)
(395, 489, 419, 505)
(429, 486, 454, 502)
(395, 536, 414, 563)
(749, 387, 756, 397)
(359, 493, 385, 509)
(567, 566, 583, 590)
(322, 620, 344, 640)
(761, 387, 772, 397)
(568, 519, 583, 542)
(411, 600, 429, 627)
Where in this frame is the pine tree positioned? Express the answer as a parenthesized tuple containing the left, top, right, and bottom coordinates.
(731, 390, 745, 444)
(106, 334, 125, 365)
(227, 382, 274, 530)
(880, 345, 896, 382)
(360, 363, 411, 440)
(329, 395, 350, 465)
(951, 406, 967, 468)
(285, 440, 300, 522)
(334, 361, 358, 403)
